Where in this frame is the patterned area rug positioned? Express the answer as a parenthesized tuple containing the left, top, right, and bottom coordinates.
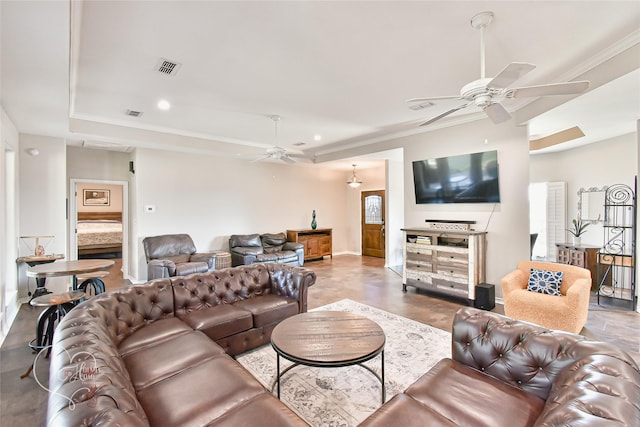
(236, 299, 451, 426)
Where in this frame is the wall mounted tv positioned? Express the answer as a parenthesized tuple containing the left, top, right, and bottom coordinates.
(413, 150, 500, 204)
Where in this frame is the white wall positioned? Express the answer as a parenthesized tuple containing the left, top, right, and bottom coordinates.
(1, 107, 20, 344)
(18, 134, 67, 295)
(530, 132, 637, 247)
(345, 165, 386, 255)
(131, 148, 353, 281)
(398, 119, 531, 299)
(386, 155, 405, 268)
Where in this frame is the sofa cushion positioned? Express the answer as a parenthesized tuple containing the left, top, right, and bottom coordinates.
(275, 251, 298, 262)
(405, 359, 545, 427)
(175, 261, 209, 276)
(230, 234, 262, 247)
(359, 393, 457, 427)
(256, 253, 279, 262)
(207, 393, 311, 427)
(182, 304, 253, 340)
(123, 330, 226, 390)
(233, 294, 299, 327)
(527, 268, 563, 296)
(118, 316, 193, 356)
(136, 356, 267, 427)
(262, 233, 287, 253)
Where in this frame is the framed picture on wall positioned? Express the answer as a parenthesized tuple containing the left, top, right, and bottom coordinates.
(83, 189, 110, 206)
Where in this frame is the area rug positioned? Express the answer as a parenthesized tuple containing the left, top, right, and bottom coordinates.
(236, 299, 451, 427)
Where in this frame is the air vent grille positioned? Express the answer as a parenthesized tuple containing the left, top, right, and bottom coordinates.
(126, 109, 143, 117)
(156, 58, 182, 76)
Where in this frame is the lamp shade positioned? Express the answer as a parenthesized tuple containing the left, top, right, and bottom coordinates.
(347, 164, 362, 188)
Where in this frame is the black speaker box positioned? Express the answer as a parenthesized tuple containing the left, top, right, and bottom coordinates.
(474, 283, 495, 311)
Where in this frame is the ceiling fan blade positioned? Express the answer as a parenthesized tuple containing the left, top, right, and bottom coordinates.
(420, 103, 469, 127)
(408, 95, 461, 103)
(484, 102, 511, 124)
(507, 80, 590, 98)
(281, 156, 296, 164)
(487, 62, 536, 89)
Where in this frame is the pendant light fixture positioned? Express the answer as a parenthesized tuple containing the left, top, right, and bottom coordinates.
(347, 164, 363, 188)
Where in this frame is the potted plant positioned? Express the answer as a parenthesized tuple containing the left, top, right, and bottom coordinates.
(567, 217, 589, 245)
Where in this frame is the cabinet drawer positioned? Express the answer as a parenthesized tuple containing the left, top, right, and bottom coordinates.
(436, 264, 468, 278)
(407, 251, 433, 263)
(406, 243, 433, 255)
(406, 260, 433, 271)
(436, 251, 468, 264)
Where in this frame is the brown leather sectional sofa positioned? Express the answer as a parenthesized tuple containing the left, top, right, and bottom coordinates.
(47, 263, 315, 426)
(359, 307, 640, 426)
(47, 263, 640, 427)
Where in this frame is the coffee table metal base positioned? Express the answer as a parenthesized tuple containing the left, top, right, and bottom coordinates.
(271, 350, 386, 404)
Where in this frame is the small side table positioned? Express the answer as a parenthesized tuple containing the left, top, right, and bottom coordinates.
(21, 291, 85, 379)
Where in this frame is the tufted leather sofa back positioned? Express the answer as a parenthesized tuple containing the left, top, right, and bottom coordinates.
(172, 264, 272, 316)
(47, 280, 174, 426)
(452, 307, 639, 402)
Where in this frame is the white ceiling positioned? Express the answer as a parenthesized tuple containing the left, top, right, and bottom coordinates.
(2, 1, 639, 168)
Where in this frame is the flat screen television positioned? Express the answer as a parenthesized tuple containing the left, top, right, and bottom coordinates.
(413, 150, 500, 204)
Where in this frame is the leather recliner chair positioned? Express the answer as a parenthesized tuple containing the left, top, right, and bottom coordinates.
(143, 234, 216, 279)
(229, 232, 304, 267)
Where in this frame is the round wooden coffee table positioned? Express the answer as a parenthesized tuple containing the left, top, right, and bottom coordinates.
(270, 311, 386, 403)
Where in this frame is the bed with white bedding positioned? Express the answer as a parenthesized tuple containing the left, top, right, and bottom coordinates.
(77, 212, 123, 257)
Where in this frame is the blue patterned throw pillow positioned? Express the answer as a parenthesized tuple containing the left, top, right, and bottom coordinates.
(527, 268, 563, 296)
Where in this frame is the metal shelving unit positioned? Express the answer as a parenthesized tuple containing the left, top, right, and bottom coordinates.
(597, 180, 637, 310)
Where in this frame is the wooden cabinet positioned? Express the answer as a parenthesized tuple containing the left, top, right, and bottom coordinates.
(555, 243, 600, 290)
(287, 229, 332, 261)
(402, 228, 486, 303)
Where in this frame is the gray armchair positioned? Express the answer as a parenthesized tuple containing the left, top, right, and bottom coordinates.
(143, 234, 216, 279)
(229, 232, 304, 267)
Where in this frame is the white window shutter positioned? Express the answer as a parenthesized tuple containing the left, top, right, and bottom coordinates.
(546, 182, 566, 261)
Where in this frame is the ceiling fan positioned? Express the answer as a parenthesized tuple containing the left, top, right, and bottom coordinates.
(253, 115, 300, 164)
(408, 11, 590, 126)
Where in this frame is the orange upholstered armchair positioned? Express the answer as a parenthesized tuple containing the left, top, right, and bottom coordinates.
(501, 261, 592, 334)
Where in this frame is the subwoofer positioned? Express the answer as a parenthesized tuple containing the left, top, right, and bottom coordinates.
(474, 283, 495, 311)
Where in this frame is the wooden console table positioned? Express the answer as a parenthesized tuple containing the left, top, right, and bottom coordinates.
(287, 229, 332, 261)
(555, 243, 601, 290)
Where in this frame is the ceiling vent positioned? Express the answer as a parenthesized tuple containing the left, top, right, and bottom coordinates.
(156, 58, 182, 76)
(126, 109, 143, 117)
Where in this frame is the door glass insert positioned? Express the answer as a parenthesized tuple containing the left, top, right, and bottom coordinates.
(365, 195, 383, 224)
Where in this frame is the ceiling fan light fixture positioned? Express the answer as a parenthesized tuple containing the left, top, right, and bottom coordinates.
(347, 164, 363, 188)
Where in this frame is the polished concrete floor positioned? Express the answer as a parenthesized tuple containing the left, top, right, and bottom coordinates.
(1, 254, 639, 426)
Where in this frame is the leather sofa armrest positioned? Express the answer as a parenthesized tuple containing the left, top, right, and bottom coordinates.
(268, 264, 317, 312)
(283, 242, 305, 266)
(190, 252, 216, 270)
(230, 246, 263, 266)
(148, 259, 176, 279)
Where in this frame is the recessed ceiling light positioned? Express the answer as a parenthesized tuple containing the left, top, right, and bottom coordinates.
(313, 134, 322, 141)
(157, 99, 171, 110)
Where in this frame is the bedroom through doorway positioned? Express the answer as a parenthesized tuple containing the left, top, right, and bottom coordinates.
(69, 179, 129, 284)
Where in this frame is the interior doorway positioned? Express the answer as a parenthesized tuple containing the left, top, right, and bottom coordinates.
(362, 190, 385, 258)
(69, 179, 128, 280)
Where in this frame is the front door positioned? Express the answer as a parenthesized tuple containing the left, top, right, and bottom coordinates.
(362, 190, 385, 258)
